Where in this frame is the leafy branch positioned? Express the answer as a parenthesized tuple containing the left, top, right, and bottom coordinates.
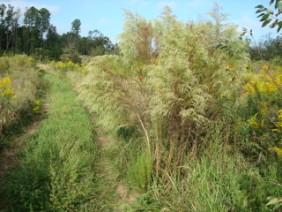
(255, 0, 282, 32)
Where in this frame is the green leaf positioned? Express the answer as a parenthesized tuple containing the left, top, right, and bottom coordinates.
(260, 14, 270, 21)
(257, 13, 265, 18)
(270, 0, 275, 6)
(256, 7, 267, 13)
(270, 22, 277, 28)
(240, 31, 246, 37)
(255, 4, 264, 9)
(276, 21, 282, 32)
(262, 19, 271, 27)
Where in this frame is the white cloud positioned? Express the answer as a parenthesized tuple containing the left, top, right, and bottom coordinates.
(1, 0, 60, 14)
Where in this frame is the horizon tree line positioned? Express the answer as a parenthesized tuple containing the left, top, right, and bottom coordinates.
(0, 3, 117, 61)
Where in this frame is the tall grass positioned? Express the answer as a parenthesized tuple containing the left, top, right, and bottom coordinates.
(1, 72, 103, 211)
(0, 55, 42, 144)
(127, 148, 153, 192)
(74, 7, 281, 211)
(131, 132, 281, 212)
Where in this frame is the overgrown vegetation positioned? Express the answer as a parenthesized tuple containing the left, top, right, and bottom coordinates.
(1, 72, 105, 211)
(0, 54, 42, 146)
(0, 2, 281, 211)
(76, 6, 282, 211)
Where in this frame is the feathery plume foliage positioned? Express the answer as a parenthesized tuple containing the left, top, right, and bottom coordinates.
(77, 7, 249, 182)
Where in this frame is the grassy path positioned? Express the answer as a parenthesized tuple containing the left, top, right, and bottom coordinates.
(95, 128, 138, 211)
(0, 72, 110, 211)
(0, 117, 43, 208)
(0, 120, 41, 180)
(0, 70, 137, 211)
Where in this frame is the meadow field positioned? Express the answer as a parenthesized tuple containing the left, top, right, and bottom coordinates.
(0, 4, 281, 212)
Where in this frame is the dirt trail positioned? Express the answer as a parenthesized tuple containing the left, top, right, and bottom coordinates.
(0, 120, 40, 180)
(0, 113, 46, 209)
(95, 129, 138, 211)
(0, 103, 48, 183)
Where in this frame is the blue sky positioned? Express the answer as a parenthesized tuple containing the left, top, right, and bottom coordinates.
(2, 0, 279, 43)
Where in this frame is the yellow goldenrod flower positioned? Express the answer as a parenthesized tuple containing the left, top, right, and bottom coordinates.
(276, 109, 282, 128)
(247, 114, 259, 129)
(269, 147, 282, 157)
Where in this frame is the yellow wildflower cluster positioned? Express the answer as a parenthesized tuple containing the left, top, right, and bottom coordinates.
(247, 114, 260, 129)
(246, 102, 269, 130)
(243, 62, 282, 144)
(0, 76, 15, 98)
(244, 63, 282, 129)
(269, 146, 282, 157)
(32, 99, 40, 113)
(55, 61, 81, 72)
(277, 109, 282, 129)
(245, 65, 282, 94)
(246, 105, 282, 133)
(244, 63, 282, 157)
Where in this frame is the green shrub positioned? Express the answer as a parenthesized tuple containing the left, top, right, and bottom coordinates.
(75, 6, 281, 211)
(60, 47, 82, 64)
(77, 7, 249, 178)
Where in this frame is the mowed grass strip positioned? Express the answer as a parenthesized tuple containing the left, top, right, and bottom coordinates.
(2, 72, 101, 211)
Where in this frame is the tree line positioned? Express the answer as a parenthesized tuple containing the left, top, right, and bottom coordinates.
(1, 2, 281, 64)
(0, 4, 117, 62)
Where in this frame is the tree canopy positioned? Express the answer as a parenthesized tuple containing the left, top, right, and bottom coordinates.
(0, 3, 116, 61)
